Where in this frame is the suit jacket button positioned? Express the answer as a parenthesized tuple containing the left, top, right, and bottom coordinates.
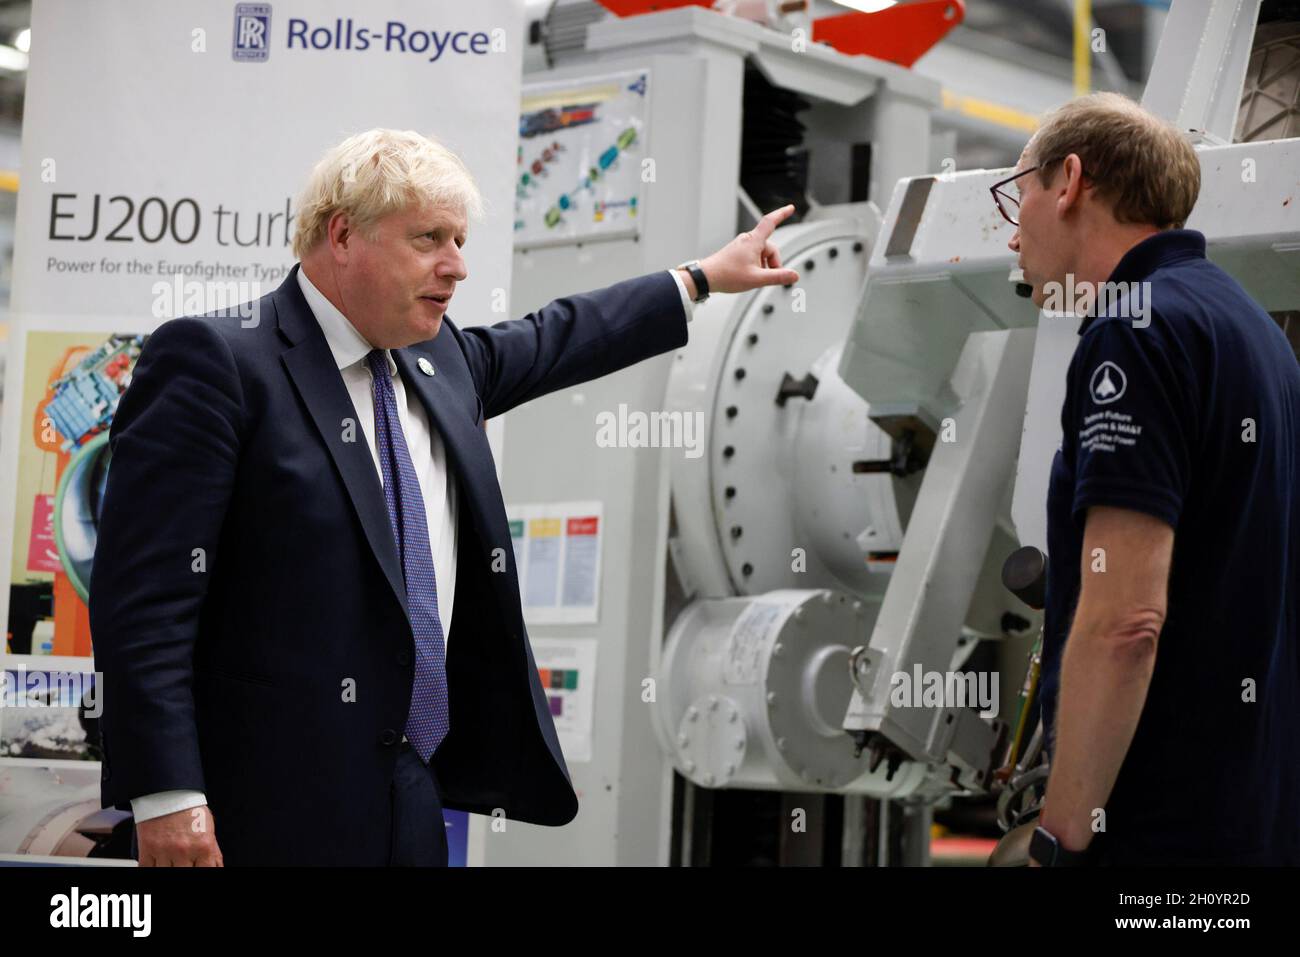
(380, 729, 399, 746)
(397, 651, 410, 667)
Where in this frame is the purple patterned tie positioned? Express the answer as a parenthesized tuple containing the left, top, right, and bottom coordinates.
(367, 349, 449, 762)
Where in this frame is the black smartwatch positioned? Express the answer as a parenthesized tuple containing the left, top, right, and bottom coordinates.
(676, 260, 710, 303)
(1029, 826, 1091, 867)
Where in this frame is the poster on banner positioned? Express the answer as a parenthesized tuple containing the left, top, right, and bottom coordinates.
(5, 329, 147, 661)
(1, 661, 101, 762)
(0, 0, 525, 865)
(507, 500, 603, 624)
(0, 763, 131, 860)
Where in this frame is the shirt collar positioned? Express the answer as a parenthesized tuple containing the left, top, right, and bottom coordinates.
(296, 266, 396, 378)
(1077, 229, 1206, 335)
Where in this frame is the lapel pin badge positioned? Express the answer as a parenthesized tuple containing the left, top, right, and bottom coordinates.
(417, 357, 435, 376)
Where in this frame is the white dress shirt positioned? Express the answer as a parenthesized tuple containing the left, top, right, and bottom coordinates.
(131, 268, 695, 824)
(298, 266, 462, 645)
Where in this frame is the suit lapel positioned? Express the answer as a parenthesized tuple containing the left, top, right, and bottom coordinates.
(274, 264, 514, 624)
(275, 267, 409, 622)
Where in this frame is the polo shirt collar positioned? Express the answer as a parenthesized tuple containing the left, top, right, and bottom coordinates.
(1078, 229, 1206, 335)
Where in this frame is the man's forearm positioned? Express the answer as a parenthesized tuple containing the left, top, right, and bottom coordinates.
(1040, 623, 1157, 849)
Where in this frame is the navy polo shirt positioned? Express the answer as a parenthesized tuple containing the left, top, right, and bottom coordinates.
(1041, 229, 1300, 865)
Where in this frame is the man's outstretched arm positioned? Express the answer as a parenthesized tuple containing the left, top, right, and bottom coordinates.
(460, 205, 801, 419)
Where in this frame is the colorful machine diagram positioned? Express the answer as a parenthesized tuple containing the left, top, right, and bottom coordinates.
(13, 334, 145, 657)
(42, 336, 141, 452)
(514, 70, 649, 248)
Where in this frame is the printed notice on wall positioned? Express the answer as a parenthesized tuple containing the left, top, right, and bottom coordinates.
(514, 70, 650, 249)
(530, 638, 597, 763)
(507, 501, 602, 624)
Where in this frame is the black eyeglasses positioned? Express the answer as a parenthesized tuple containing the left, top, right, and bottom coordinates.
(990, 165, 1040, 226)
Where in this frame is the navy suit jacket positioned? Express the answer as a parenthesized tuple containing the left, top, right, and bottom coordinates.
(89, 264, 687, 865)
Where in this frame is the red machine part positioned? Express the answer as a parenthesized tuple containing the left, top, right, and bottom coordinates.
(591, 1, 965, 69)
(813, 0, 965, 67)
(594, 0, 711, 16)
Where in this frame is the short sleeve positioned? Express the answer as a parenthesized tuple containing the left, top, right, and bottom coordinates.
(1064, 317, 1193, 529)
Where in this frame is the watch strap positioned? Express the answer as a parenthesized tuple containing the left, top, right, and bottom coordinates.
(1029, 826, 1091, 867)
(677, 260, 710, 302)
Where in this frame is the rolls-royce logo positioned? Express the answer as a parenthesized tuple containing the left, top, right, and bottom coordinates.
(233, 3, 272, 62)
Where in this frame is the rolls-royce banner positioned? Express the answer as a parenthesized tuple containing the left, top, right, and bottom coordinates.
(0, 0, 524, 866)
(10, 0, 522, 317)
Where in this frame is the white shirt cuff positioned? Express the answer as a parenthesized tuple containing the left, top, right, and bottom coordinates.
(131, 789, 209, 823)
(667, 269, 695, 322)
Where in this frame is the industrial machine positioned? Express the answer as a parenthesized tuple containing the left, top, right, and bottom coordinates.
(491, 0, 1299, 866)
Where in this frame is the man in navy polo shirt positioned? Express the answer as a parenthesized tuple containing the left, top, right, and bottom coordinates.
(998, 92, 1300, 865)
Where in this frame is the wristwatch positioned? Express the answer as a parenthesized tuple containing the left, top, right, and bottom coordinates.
(676, 260, 710, 303)
(1029, 825, 1091, 867)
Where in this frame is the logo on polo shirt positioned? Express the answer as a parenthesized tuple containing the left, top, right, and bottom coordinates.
(1089, 361, 1127, 405)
